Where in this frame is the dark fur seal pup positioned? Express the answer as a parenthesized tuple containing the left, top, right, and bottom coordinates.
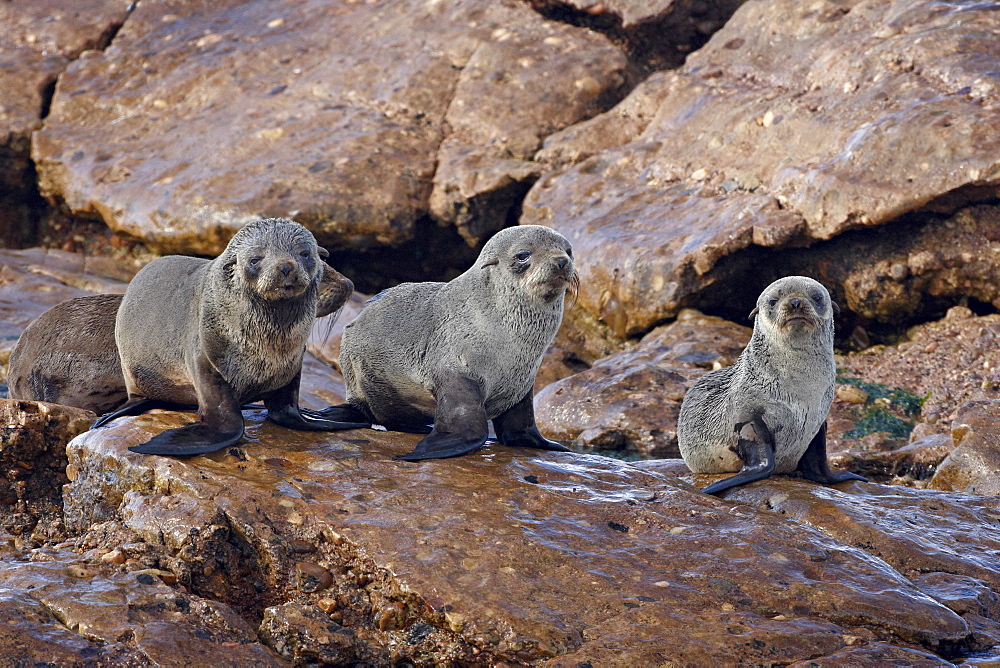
(677, 276, 866, 495)
(6, 264, 353, 416)
(324, 225, 576, 461)
(92, 218, 367, 455)
(7, 294, 126, 414)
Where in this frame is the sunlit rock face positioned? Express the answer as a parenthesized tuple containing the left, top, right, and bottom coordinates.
(524, 0, 1000, 338)
(32, 0, 627, 257)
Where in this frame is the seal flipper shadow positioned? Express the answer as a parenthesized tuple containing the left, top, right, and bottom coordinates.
(795, 421, 867, 485)
(395, 376, 488, 461)
(702, 412, 776, 495)
(493, 391, 570, 452)
(263, 373, 370, 431)
(93, 397, 195, 429)
(128, 353, 246, 456)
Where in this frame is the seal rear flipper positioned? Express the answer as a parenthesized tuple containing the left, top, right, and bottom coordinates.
(702, 415, 776, 495)
(796, 421, 867, 485)
(263, 376, 370, 431)
(92, 397, 192, 429)
(493, 391, 570, 452)
(128, 423, 244, 456)
(395, 375, 489, 461)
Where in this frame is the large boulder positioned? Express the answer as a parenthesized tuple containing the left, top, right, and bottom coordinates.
(33, 0, 627, 260)
(523, 0, 1000, 337)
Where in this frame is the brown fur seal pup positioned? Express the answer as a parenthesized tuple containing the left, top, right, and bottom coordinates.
(7, 294, 126, 414)
(6, 264, 353, 417)
(92, 218, 367, 455)
(677, 276, 866, 495)
(323, 225, 576, 461)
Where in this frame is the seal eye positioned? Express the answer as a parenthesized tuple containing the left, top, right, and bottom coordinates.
(768, 298, 778, 308)
(514, 250, 531, 263)
(812, 292, 824, 306)
(249, 257, 263, 267)
(299, 250, 311, 259)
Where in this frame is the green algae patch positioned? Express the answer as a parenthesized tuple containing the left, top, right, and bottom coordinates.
(836, 376, 930, 440)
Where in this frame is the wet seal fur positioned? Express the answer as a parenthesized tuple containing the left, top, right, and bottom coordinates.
(7, 265, 353, 416)
(677, 276, 866, 495)
(8, 294, 127, 415)
(91, 218, 367, 455)
(324, 225, 576, 461)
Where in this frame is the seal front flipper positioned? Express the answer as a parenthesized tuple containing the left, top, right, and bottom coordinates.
(493, 391, 570, 452)
(395, 376, 488, 461)
(129, 352, 245, 456)
(263, 374, 370, 431)
(303, 403, 373, 427)
(795, 421, 867, 485)
(93, 397, 192, 429)
(128, 422, 244, 456)
(702, 413, 776, 495)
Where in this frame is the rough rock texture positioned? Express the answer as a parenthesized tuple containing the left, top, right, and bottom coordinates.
(524, 0, 1000, 337)
(0, 0, 132, 247)
(0, 549, 283, 665)
(930, 401, 1000, 496)
(535, 309, 750, 457)
(59, 417, 990, 663)
(33, 0, 627, 260)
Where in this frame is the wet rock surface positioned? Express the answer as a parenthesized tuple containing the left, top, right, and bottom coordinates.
(55, 416, 988, 664)
(524, 0, 1000, 337)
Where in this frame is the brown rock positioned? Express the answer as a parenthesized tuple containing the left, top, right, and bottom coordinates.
(930, 400, 1000, 495)
(296, 561, 333, 593)
(787, 642, 953, 667)
(0, 1, 132, 247)
(535, 309, 750, 457)
(260, 603, 357, 665)
(523, 0, 1000, 337)
(34, 0, 626, 256)
(63, 419, 972, 663)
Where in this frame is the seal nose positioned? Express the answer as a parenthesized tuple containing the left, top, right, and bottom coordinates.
(790, 297, 802, 309)
(279, 263, 294, 277)
(555, 257, 569, 269)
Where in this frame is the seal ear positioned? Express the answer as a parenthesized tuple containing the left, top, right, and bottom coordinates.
(748, 306, 759, 320)
(318, 246, 330, 259)
(481, 258, 499, 269)
(831, 300, 841, 314)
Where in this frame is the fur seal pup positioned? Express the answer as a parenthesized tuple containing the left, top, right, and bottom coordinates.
(92, 218, 367, 455)
(324, 225, 576, 461)
(677, 276, 866, 495)
(7, 294, 126, 414)
(6, 264, 353, 417)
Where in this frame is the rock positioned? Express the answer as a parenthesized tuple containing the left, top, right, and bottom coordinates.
(529, 0, 751, 71)
(930, 401, 1000, 496)
(786, 642, 954, 667)
(0, 551, 282, 664)
(534, 309, 750, 457)
(523, 0, 1000, 337)
(34, 0, 627, 259)
(259, 603, 357, 665)
(0, 0, 132, 247)
(831, 433, 954, 485)
(0, 400, 94, 528)
(60, 416, 978, 663)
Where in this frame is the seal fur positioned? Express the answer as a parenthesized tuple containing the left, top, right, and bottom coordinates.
(326, 224, 576, 460)
(677, 276, 866, 494)
(7, 294, 126, 414)
(6, 264, 353, 417)
(92, 218, 367, 455)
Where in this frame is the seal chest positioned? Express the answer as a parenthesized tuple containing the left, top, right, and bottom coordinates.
(92, 218, 368, 456)
(332, 224, 576, 461)
(677, 276, 866, 495)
